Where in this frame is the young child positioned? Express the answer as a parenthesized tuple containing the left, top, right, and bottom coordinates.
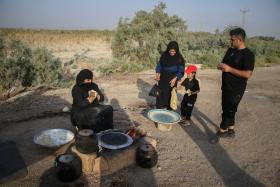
(173, 65, 200, 125)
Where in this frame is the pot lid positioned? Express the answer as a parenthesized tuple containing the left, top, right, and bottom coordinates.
(98, 132, 133, 150)
(59, 154, 75, 163)
(78, 129, 93, 136)
(139, 144, 155, 152)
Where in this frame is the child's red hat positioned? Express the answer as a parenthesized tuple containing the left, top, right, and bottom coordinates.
(184, 65, 197, 73)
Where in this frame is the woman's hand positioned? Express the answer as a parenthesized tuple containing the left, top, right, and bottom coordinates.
(156, 73, 160, 81)
(169, 78, 176, 87)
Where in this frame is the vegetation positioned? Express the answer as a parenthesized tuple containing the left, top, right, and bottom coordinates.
(0, 34, 64, 92)
(109, 2, 280, 74)
(0, 2, 279, 93)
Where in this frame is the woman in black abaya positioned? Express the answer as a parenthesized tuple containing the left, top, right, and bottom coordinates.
(70, 69, 113, 132)
(155, 41, 185, 109)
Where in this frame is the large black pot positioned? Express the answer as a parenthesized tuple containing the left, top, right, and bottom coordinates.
(54, 154, 82, 182)
(136, 144, 158, 168)
(75, 129, 98, 154)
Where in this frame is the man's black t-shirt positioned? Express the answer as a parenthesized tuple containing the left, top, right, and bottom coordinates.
(180, 78, 200, 103)
(222, 47, 255, 92)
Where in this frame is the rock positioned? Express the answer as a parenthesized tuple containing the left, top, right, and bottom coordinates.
(63, 107, 69, 112)
(104, 179, 112, 184)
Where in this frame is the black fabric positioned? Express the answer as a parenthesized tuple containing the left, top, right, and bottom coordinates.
(156, 69, 177, 109)
(70, 70, 105, 127)
(75, 69, 95, 93)
(222, 47, 255, 91)
(220, 90, 244, 130)
(76, 69, 93, 85)
(180, 96, 195, 120)
(160, 41, 185, 67)
(149, 84, 161, 97)
(70, 82, 104, 126)
(180, 78, 200, 103)
(73, 105, 114, 133)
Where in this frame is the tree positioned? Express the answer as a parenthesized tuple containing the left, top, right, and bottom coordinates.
(221, 25, 241, 36)
(111, 2, 188, 71)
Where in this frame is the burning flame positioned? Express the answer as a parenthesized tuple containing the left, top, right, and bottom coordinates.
(131, 131, 136, 138)
(126, 126, 136, 138)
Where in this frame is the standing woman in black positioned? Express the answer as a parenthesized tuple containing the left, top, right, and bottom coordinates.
(155, 41, 185, 109)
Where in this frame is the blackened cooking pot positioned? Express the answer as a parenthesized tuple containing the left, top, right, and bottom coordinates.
(54, 154, 82, 182)
(136, 144, 158, 168)
(75, 129, 98, 154)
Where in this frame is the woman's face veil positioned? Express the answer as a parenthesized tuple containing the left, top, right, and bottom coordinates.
(76, 69, 93, 85)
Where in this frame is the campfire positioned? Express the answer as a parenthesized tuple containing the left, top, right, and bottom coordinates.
(125, 125, 147, 140)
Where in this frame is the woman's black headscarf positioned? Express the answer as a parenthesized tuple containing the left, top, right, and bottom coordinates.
(160, 41, 185, 67)
(76, 69, 94, 92)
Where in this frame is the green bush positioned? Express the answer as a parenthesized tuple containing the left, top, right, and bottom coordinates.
(65, 81, 75, 88)
(96, 58, 123, 76)
(122, 61, 144, 73)
(199, 53, 221, 69)
(266, 55, 280, 63)
(255, 61, 266, 67)
(71, 64, 77, 69)
(0, 35, 34, 91)
(0, 34, 65, 91)
(32, 47, 64, 86)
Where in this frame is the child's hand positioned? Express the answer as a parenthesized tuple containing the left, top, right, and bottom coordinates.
(173, 87, 177, 91)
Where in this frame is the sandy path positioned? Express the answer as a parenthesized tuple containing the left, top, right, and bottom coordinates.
(0, 65, 279, 187)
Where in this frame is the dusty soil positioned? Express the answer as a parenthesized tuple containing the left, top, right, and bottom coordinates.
(0, 64, 280, 187)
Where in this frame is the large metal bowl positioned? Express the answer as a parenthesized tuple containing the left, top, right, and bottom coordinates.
(33, 129, 74, 148)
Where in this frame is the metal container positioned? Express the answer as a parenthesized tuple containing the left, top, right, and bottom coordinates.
(33, 129, 74, 149)
(75, 129, 98, 154)
(54, 154, 82, 182)
(136, 144, 158, 168)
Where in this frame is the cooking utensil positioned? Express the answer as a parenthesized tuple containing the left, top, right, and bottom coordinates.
(33, 129, 74, 148)
(98, 132, 133, 150)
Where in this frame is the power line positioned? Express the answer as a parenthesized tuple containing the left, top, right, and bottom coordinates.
(241, 0, 248, 9)
(206, 11, 240, 23)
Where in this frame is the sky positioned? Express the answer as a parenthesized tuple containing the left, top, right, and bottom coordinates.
(0, 0, 280, 39)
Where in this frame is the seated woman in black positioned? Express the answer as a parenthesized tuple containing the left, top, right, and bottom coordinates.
(70, 69, 113, 132)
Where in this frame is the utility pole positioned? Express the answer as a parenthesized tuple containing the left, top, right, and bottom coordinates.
(240, 9, 249, 29)
(201, 21, 202, 32)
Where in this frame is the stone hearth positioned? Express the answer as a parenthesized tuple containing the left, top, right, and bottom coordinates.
(71, 130, 156, 176)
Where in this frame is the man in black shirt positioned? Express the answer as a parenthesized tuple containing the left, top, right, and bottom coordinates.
(211, 28, 255, 144)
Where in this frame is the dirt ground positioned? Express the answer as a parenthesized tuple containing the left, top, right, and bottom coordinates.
(0, 64, 280, 187)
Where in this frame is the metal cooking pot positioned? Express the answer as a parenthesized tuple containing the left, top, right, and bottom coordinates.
(54, 154, 82, 182)
(75, 129, 98, 154)
(136, 144, 158, 168)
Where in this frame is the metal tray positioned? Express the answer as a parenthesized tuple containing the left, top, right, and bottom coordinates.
(33, 129, 74, 148)
(98, 132, 133, 150)
(148, 109, 181, 124)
